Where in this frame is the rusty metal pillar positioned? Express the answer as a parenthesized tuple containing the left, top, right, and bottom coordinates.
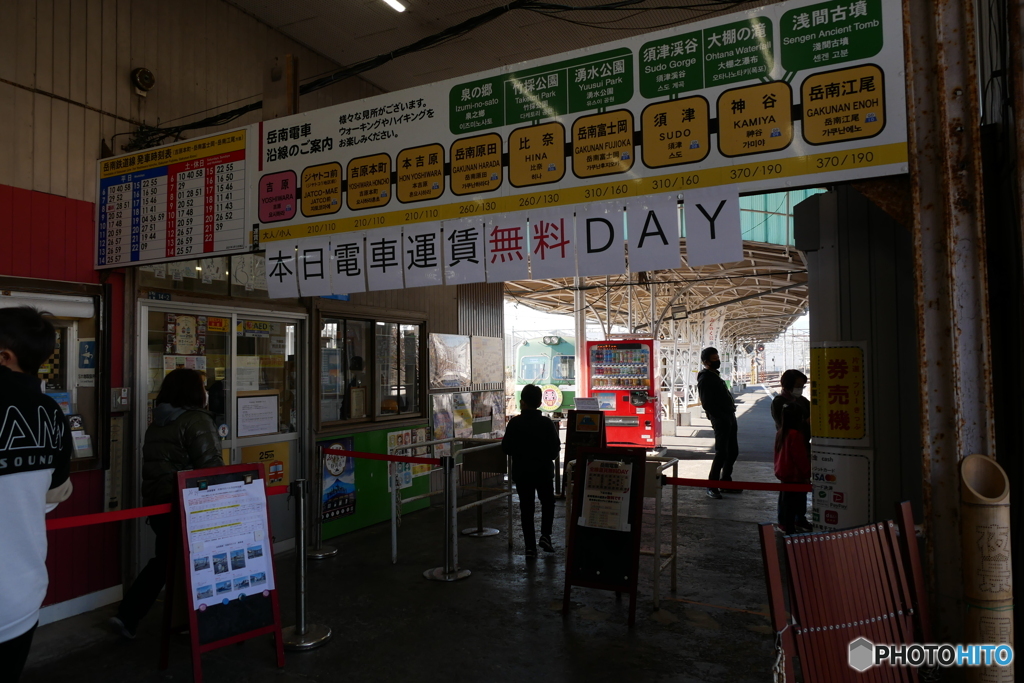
(905, 0, 996, 643)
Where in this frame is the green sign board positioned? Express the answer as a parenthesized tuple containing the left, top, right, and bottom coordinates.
(449, 48, 633, 134)
(638, 18, 773, 99)
(780, 0, 883, 72)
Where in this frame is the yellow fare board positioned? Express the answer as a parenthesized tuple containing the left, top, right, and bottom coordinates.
(717, 81, 793, 157)
(571, 110, 635, 179)
(801, 64, 885, 145)
(508, 122, 566, 187)
(396, 143, 445, 203)
(346, 153, 392, 211)
(301, 162, 342, 217)
(641, 96, 710, 168)
(810, 345, 867, 441)
(450, 133, 503, 195)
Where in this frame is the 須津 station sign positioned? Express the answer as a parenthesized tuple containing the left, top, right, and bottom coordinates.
(96, 0, 905, 290)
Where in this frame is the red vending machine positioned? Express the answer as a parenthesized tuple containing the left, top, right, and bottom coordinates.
(583, 339, 660, 448)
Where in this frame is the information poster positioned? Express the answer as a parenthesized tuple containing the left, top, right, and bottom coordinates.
(96, 128, 250, 268)
(182, 478, 275, 609)
(410, 427, 432, 476)
(388, 430, 414, 489)
(451, 392, 474, 440)
(810, 446, 873, 531)
(579, 460, 633, 532)
(429, 334, 472, 389)
(240, 442, 290, 488)
(322, 438, 356, 521)
(470, 336, 504, 386)
(809, 342, 868, 446)
(432, 393, 454, 459)
(237, 395, 278, 437)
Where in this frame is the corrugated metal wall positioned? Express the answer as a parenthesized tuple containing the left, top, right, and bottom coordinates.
(0, 0, 383, 204)
(457, 283, 504, 337)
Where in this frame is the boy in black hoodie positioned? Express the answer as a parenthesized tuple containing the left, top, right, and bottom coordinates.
(502, 384, 560, 558)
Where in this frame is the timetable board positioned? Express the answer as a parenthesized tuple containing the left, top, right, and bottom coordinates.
(95, 129, 251, 269)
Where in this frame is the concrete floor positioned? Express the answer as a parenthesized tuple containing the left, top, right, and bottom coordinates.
(24, 386, 791, 682)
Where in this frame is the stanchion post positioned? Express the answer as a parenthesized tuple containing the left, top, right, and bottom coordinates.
(282, 479, 332, 651)
(390, 461, 398, 565)
(507, 454, 513, 550)
(424, 455, 470, 581)
(653, 479, 662, 610)
(308, 448, 337, 560)
(670, 462, 678, 593)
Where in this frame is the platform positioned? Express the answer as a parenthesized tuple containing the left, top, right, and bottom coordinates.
(24, 387, 790, 683)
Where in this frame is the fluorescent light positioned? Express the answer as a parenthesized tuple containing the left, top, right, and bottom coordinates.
(382, 0, 406, 11)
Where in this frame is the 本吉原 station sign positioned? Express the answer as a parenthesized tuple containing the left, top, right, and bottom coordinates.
(96, 0, 905, 288)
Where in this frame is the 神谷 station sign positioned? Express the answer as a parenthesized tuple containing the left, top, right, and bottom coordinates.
(95, 0, 906, 290)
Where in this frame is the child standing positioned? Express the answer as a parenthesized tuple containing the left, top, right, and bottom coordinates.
(774, 403, 812, 534)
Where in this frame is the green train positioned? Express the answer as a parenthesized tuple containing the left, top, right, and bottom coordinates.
(513, 335, 576, 415)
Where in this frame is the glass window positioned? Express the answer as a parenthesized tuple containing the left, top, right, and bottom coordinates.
(376, 322, 399, 416)
(399, 324, 420, 415)
(320, 318, 370, 423)
(146, 310, 232, 432)
(552, 355, 575, 380)
(236, 318, 298, 434)
(519, 356, 548, 382)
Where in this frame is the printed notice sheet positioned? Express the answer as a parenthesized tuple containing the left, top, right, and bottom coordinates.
(578, 460, 633, 532)
(182, 478, 275, 609)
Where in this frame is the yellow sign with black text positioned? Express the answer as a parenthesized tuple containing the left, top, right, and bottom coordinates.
(717, 82, 794, 158)
(450, 133, 503, 195)
(346, 153, 392, 211)
(301, 162, 342, 217)
(641, 97, 710, 168)
(571, 110, 635, 179)
(810, 345, 867, 442)
(508, 122, 566, 188)
(241, 442, 291, 487)
(396, 144, 445, 203)
(801, 64, 885, 145)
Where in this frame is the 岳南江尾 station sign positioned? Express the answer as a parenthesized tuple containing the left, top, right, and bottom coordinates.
(96, 0, 905, 295)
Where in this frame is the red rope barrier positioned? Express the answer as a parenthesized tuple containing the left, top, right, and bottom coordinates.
(45, 481, 290, 531)
(664, 477, 812, 493)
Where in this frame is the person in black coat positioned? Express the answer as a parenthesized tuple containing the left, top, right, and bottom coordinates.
(502, 384, 560, 558)
(698, 347, 739, 499)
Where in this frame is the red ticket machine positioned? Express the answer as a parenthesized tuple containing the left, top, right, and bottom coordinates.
(583, 339, 660, 448)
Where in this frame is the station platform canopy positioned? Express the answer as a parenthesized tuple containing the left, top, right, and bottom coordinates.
(505, 190, 817, 345)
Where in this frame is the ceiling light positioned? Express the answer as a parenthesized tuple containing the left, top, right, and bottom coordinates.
(382, 0, 406, 11)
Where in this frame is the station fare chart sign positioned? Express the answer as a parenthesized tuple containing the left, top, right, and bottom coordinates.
(248, 0, 906, 297)
(95, 128, 254, 269)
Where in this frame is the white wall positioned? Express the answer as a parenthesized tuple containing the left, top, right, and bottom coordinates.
(0, 0, 383, 202)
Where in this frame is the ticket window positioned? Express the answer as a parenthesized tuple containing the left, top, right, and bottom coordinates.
(1, 292, 103, 470)
(376, 322, 421, 417)
(319, 318, 371, 424)
(145, 310, 233, 432)
(235, 318, 299, 436)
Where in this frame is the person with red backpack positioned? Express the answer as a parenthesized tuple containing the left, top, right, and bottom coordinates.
(774, 402, 812, 534)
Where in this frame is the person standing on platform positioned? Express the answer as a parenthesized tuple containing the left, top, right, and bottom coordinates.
(774, 403, 812, 534)
(502, 384, 560, 558)
(771, 369, 812, 531)
(110, 369, 223, 639)
(0, 307, 75, 682)
(698, 347, 739, 499)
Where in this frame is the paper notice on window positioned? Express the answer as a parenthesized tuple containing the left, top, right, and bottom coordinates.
(182, 478, 275, 610)
(237, 394, 278, 437)
(578, 460, 633, 532)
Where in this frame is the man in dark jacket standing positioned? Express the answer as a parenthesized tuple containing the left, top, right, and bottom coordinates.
(698, 347, 739, 499)
(502, 384, 560, 558)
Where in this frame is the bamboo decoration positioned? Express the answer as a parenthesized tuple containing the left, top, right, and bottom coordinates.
(960, 453, 1014, 682)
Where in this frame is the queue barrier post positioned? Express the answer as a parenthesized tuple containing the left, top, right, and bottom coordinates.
(459, 443, 506, 538)
(640, 456, 680, 611)
(307, 446, 338, 560)
(424, 454, 471, 581)
(282, 479, 332, 651)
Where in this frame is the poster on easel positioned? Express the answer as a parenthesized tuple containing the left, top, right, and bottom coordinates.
(168, 464, 284, 681)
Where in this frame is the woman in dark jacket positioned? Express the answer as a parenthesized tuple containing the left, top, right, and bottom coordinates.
(110, 369, 223, 638)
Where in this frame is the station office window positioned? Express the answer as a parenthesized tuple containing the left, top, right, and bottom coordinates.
(319, 317, 423, 428)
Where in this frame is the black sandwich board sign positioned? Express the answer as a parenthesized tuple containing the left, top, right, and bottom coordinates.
(562, 447, 646, 625)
